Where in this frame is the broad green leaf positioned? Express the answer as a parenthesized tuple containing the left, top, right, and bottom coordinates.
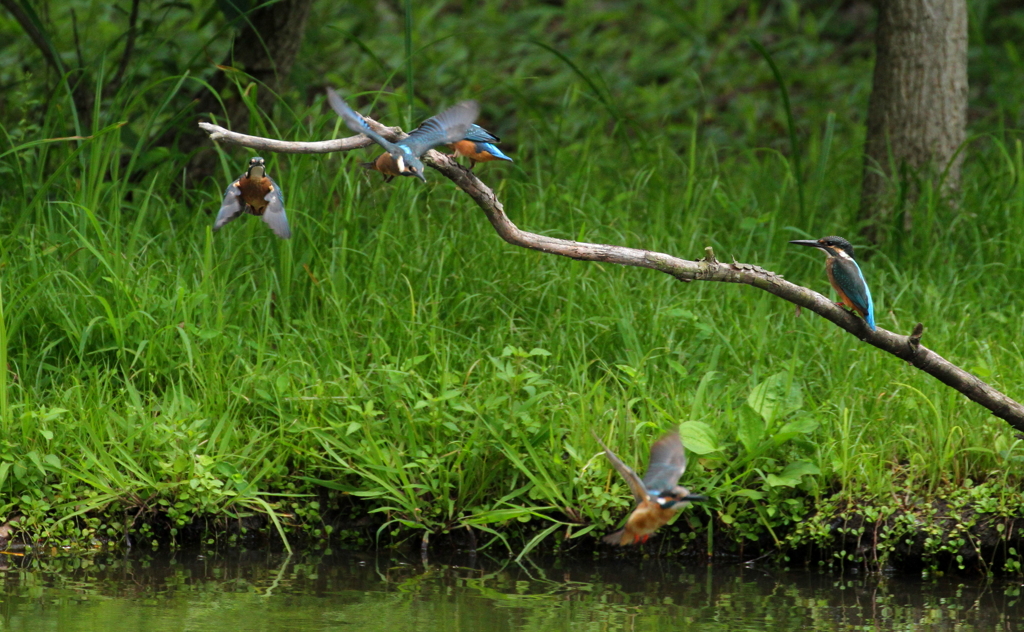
(765, 461, 821, 488)
(732, 489, 765, 500)
(747, 372, 804, 423)
(773, 418, 819, 444)
(462, 507, 532, 525)
(679, 421, 721, 455)
(737, 412, 764, 453)
(26, 450, 44, 475)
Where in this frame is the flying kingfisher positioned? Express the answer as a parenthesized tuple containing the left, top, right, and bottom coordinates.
(362, 124, 512, 182)
(214, 156, 290, 239)
(327, 87, 479, 182)
(789, 235, 876, 331)
(593, 431, 706, 546)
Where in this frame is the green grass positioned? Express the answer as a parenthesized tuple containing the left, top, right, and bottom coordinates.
(0, 0, 1023, 568)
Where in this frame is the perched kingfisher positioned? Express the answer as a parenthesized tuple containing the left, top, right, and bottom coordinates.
(593, 431, 706, 546)
(447, 124, 513, 169)
(327, 87, 479, 182)
(214, 156, 290, 239)
(789, 235, 876, 331)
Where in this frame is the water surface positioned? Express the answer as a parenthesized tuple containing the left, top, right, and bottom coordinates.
(0, 550, 1020, 631)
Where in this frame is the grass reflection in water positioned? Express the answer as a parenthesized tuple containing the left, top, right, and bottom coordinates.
(0, 551, 1019, 631)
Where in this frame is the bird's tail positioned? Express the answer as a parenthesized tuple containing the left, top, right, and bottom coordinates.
(602, 530, 627, 546)
(360, 162, 377, 171)
(479, 142, 513, 162)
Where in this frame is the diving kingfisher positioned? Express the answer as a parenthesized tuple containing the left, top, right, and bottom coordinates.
(327, 87, 479, 182)
(593, 431, 706, 546)
(214, 156, 290, 239)
(789, 235, 876, 331)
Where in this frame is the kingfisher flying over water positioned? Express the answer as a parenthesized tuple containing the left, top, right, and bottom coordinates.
(789, 235, 876, 331)
(214, 156, 290, 239)
(327, 87, 479, 182)
(593, 431, 706, 546)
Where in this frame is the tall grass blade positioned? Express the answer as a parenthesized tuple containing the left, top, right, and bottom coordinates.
(751, 38, 804, 218)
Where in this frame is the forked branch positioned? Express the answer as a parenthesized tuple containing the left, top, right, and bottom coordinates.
(199, 119, 1024, 430)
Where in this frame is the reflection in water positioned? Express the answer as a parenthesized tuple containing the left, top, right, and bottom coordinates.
(0, 550, 1019, 631)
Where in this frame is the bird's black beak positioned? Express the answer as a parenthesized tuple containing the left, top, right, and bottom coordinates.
(415, 171, 427, 182)
(789, 239, 824, 250)
(684, 494, 708, 502)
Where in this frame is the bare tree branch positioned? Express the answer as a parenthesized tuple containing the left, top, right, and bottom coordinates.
(199, 119, 1024, 431)
(200, 120, 402, 154)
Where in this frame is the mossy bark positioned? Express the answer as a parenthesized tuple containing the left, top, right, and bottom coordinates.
(859, 0, 968, 242)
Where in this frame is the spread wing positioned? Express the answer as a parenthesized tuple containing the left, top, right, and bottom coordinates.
(213, 179, 245, 231)
(641, 432, 686, 493)
(593, 432, 649, 504)
(260, 177, 290, 239)
(463, 123, 498, 143)
(326, 88, 397, 153)
(402, 100, 480, 157)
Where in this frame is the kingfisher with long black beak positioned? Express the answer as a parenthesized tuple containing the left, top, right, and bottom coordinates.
(593, 431, 706, 546)
(214, 156, 290, 239)
(327, 87, 479, 182)
(789, 235, 876, 331)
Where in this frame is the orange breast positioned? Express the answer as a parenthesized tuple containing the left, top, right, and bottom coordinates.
(624, 500, 678, 538)
(372, 153, 403, 177)
(450, 140, 497, 162)
(238, 177, 271, 215)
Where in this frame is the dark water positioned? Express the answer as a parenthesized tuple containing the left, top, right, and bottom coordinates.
(0, 550, 1021, 631)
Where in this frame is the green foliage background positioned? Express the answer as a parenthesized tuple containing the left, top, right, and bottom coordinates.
(0, 0, 1023, 567)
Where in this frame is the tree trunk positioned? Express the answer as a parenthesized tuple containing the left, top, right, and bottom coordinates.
(164, 0, 314, 180)
(859, 0, 967, 243)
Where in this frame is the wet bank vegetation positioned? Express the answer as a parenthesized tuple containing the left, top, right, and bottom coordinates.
(0, 0, 1023, 574)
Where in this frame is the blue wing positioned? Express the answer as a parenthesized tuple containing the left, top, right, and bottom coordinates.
(213, 179, 245, 232)
(832, 259, 876, 330)
(326, 88, 398, 153)
(463, 124, 499, 143)
(260, 176, 290, 239)
(641, 432, 686, 493)
(593, 433, 649, 504)
(402, 100, 480, 157)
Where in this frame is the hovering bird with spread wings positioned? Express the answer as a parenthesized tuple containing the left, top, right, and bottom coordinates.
(593, 431, 706, 546)
(213, 156, 290, 239)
